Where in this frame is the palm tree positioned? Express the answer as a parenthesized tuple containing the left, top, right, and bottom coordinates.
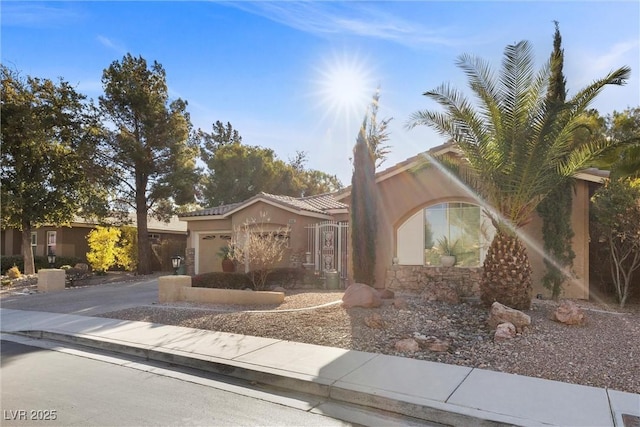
(408, 40, 630, 309)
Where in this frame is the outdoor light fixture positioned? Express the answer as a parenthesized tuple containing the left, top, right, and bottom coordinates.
(171, 255, 182, 275)
(48, 253, 56, 268)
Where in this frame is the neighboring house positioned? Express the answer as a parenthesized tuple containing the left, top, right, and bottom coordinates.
(178, 193, 350, 278)
(178, 142, 607, 300)
(1, 215, 187, 265)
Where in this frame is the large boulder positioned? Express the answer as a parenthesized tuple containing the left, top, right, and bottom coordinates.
(342, 283, 382, 308)
(552, 300, 585, 325)
(487, 302, 531, 332)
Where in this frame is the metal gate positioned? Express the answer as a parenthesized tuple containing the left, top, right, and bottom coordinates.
(305, 221, 349, 279)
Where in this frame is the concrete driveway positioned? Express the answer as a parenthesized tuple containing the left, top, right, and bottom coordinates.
(0, 275, 160, 316)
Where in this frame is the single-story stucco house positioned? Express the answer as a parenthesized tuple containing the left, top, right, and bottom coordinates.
(1, 215, 187, 269)
(180, 142, 607, 300)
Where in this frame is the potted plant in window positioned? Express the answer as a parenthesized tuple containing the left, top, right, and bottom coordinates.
(218, 245, 236, 272)
(437, 237, 459, 267)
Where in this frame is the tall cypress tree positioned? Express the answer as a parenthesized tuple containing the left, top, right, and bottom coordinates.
(350, 115, 377, 285)
(536, 22, 575, 299)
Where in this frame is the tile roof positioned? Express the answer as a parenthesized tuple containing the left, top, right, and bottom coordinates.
(179, 193, 347, 218)
(178, 202, 243, 218)
(258, 192, 348, 213)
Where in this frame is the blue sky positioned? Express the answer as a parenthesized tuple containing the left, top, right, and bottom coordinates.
(2, 1, 639, 185)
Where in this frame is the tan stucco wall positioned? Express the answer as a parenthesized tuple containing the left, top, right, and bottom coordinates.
(521, 180, 590, 299)
(344, 162, 592, 298)
(342, 163, 477, 288)
(185, 202, 334, 275)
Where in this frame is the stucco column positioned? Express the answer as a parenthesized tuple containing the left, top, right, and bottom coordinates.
(158, 275, 191, 303)
(37, 269, 66, 292)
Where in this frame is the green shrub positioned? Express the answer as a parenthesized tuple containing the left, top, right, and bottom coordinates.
(1, 256, 23, 273)
(65, 267, 91, 285)
(192, 272, 252, 290)
(1, 255, 85, 273)
(191, 268, 310, 290)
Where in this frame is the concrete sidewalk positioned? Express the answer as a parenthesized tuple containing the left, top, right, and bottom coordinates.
(1, 308, 638, 427)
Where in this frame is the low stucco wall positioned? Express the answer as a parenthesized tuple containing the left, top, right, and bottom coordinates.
(158, 275, 285, 305)
(158, 275, 192, 302)
(37, 269, 66, 292)
(385, 265, 482, 303)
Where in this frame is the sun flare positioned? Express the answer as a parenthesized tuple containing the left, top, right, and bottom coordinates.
(313, 52, 376, 127)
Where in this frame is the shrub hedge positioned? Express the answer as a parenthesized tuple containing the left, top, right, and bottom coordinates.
(192, 272, 252, 290)
(191, 267, 309, 290)
(1, 255, 86, 275)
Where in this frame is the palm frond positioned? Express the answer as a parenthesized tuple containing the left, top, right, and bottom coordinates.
(566, 67, 630, 116)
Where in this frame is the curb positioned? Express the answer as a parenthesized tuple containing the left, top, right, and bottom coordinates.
(9, 330, 539, 427)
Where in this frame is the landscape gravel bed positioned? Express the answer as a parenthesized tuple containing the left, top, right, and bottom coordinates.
(99, 290, 640, 394)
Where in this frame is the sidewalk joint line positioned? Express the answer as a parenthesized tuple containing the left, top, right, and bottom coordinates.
(445, 366, 474, 403)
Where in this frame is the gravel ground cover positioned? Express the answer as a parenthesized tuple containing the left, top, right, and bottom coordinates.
(98, 290, 640, 394)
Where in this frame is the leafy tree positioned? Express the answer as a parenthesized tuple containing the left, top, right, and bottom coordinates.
(86, 226, 121, 274)
(198, 125, 342, 206)
(298, 169, 343, 196)
(1, 65, 109, 274)
(408, 40, 629, 309)
(351, 114, 377, 285)
(229, 212, 290, 290)
(99, 54, 199, 275)
(593, 107, 640, 179)
(201, 141, 283, 205)
(591, 178, 640, 307)
(198, 120, 242, 165)
(536, 22, 575, 300)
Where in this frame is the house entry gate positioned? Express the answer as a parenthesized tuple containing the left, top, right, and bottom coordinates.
(305, 221, 349, 279)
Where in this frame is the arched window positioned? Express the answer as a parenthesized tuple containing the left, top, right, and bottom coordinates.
(396, 202, 495, 267)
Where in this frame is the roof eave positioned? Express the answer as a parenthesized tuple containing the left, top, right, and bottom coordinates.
(179, 214, 228, 221)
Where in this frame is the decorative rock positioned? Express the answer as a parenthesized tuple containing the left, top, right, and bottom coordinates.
(494, 322, 517, 342)
(74, 263, 89, 272)
(552, 300, 585, 325)
(364, 313, 385, 329)
(378, 289, 395, 299)
(425, 337, 451, 352)
(436, 288, 460, 304)
(393, 297, 409, 310)
(394, 338, 419, 353)
(412, 333, 451, 352)
(342, 283, 382, 308)
(488, 302, 531, 332)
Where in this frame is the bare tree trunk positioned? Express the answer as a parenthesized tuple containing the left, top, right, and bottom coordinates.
(136, 207, 151, 275)
(21, 222, 35, 275)
(135, 166, 152, 275)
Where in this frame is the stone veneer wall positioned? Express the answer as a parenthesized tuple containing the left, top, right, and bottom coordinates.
(186, 248, 195, 276)
(385, 265, 482, 303)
